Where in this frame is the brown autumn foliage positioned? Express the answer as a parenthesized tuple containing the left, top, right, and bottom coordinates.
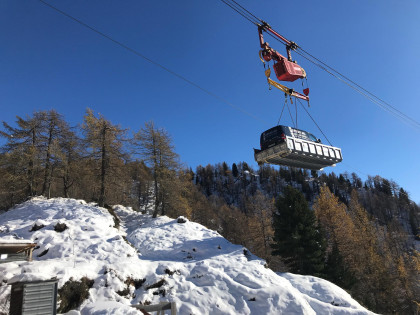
(314, 186, 419, 314)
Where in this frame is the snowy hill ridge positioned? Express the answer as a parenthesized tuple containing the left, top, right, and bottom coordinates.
(0, 198, 375, 314)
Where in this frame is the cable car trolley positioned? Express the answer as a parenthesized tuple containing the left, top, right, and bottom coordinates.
(254, 125, 343, 170)
(258, 22, 310, 102)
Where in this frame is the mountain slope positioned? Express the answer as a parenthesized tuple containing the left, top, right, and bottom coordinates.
(0, 198, 375, 314)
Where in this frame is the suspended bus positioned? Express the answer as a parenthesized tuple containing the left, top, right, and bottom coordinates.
(254, 125, 343, 170)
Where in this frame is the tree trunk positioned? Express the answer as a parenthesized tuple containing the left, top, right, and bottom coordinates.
(152, 129, 159, 218)
(99, 126, 107, 207)
(28, 128, 37, 196)
(41, 124, 54, 196)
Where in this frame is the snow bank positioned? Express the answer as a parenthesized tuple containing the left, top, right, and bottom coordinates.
(0, 198, 375, 314)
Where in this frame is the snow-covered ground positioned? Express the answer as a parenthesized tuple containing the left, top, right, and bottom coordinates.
(0, 197, 375, 314)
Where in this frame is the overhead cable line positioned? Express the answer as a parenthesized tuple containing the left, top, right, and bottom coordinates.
(292, 42, 420, 130)
(293, 48, 416, 126)
(219, 0, 407, 143)
(39, 0, 415, 199)
(220, 0, 337, 143)
(217, 0, 416, 201)
(221, 0, 420, 131)
(220, 0, 260, 26)
(297, 46, 420, 129)
(38, 0, 267, 125)
(227, 0, 262, 23)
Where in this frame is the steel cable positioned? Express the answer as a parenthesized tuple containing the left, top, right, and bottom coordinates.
(297, 99, 333, 146)
(38, 0, 268, 125)
(221, 0, 420, 131)
(220, 0, 260, 25)
(264, 31, 420, 128)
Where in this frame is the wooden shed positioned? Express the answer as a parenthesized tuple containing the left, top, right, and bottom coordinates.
(0, 241, 37, 264)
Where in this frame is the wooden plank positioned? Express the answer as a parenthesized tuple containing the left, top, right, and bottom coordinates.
(131, 302, 176, 314)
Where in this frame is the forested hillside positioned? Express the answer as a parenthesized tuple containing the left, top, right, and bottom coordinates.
(1, 110, 419, 314)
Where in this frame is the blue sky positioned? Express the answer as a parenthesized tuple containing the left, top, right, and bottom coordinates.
(1, 1, 420, 202)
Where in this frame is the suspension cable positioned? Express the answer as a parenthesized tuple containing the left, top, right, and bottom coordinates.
(277, 97, 287, 125)
(39, 0, 415, 199)
(223, 0, 417, 201)
(264, 31, 420, 129)
(286, 98, 295, 128)
(297, 99, 333, 146)
(298, 45, 420, 129)
(38, 0, 268, 125)
(224, 0, 263, 24)
(294, 49, 420, 130)
(220, 0, 260, 26)
(221, 0, 420, 132)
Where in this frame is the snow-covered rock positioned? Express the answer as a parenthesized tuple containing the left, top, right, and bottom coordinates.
(0, 198, 375, 314)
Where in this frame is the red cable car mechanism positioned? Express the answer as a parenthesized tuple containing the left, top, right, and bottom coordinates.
(258, 22, 309, 101)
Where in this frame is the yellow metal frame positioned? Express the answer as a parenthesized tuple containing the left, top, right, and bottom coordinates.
(264, 68, 309, 102)
(265, 68, 294, 96)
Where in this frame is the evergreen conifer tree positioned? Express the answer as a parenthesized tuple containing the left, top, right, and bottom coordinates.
(272, 185, 325, 275)
(324, 243, 355, 289)
(232, 163, 238, 177)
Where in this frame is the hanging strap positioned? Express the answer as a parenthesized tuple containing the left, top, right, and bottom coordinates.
(277, 95, 288, 125)
(286, 98, 295, 128)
